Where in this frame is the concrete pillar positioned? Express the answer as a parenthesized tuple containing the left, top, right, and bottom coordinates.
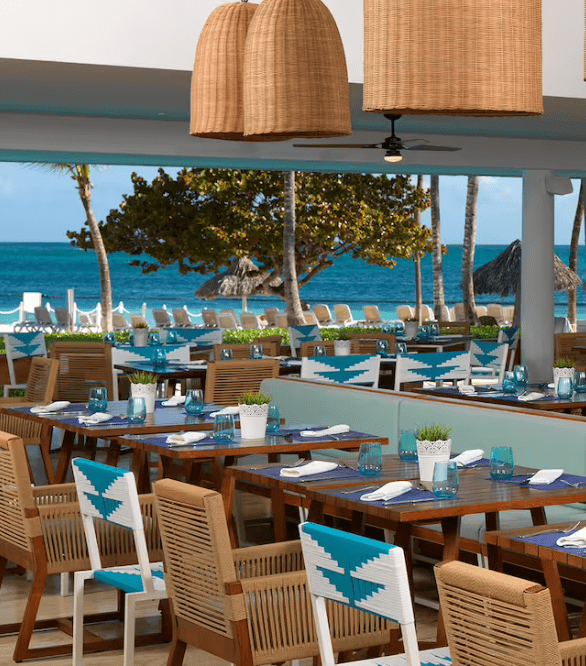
(521, 170, 572, 382)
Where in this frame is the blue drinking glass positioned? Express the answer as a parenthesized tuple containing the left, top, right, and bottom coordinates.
(153, 346, 167, 367)
(429, 323, 440, 338)
(266, 405, 280, 433)
(250, 344, 263, 359)
(502, 371, 517, 394)
(89, 387, 108, 412)
(219, 348, 233, 361)
(103, 331, 116, 346)
(557, 376, 574, 399)
(417, 326, 430, 341)
(432, 461, 459, 499)
(398, 429, 418, 462)
(514, 364, 528, 390)
(394, 322, 405, 337)
(395, 342, 407, 355)
(376, 339, 388, 355)
(166, 330, 177, 344)
(575, 372, 586, 393)
(213, 414, 235, 442)
(381, 323, 394, 334)
(185, 389, 204, 415)
(126, 397, 146, 424)
(148, 330, 161, 346)
(490, 446, 514, 480)
(313, 345, 327, 357)
(358, 442, 383, 477)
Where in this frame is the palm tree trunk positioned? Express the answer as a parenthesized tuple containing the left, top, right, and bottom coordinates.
(413, 175, 425, 324)
(430, 175, 446, 320)
(462, 176, 479, 325)
(283, 172, 305, 326)
(568, 179, 585, 327)
(74, 167, 113, 332)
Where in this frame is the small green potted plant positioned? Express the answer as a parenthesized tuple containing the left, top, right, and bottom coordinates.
(238, 392, 272, 439)
(552, 357, 576, 393)
(334, 330, 352, 356)
(414, 423, 452, 482)
(128, 371, 160, 413)
(132, 321, 149, 347)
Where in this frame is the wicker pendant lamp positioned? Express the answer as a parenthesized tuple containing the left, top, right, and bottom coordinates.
(364, 0, 543, 116)
(190, 1, 259, 140)
(243, 0, 351, 140)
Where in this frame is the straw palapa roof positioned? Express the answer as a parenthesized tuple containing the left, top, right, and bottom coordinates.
(472, 240, 581, 297)
(195, 257, 282, 301)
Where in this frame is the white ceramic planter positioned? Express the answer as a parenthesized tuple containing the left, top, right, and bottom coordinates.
(404, 321, 419, 340)
(334, 340, 351, 356)
(239, 403, 269, 439)
(131, 382, 157, 413)
(416, 438, 451, 482)
(552, 366, 575, 393)
(133, 328, 149, 347)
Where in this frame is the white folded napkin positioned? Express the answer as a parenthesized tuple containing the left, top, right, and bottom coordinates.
(78, 413, 114, 425)
(361, 481, 413, 502)
(557, 526, 586, 548)
(518, 392, 545, 402)
(451, 449, 484, 467)
(280, 461, 338, 477)
(458, 385, 476, 394)
(299, 425, 350, 438)
(209, 406, 240, 418)
(166, 432, 208, 446)
(527, 469, 564, 485)
(30, 401, 71, 414)
(161, 395, 186, 406)
(548, 383, 555, 389)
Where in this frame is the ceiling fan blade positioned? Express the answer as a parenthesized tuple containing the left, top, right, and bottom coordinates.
(401, 138, 430, 147)
(404, 144, 461, 152)
(293, 143, 383, 149)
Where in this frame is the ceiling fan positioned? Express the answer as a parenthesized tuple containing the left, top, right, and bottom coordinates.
(293, 114, 461, 163)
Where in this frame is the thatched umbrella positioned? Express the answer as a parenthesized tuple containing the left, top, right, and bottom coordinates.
(472, 239, 581, 325)
(195, 257, 282, 312)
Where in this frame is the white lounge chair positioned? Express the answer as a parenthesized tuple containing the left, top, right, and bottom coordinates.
(395, 304, 414, 321)
(152, 308, 172, 328)
(363, 304, 384, 327)
(333, 304, 354, 326)
(240, 312, 264, 329)
(201, 308, 219, 328)
(172, 308, 193, 327)
(111, 312, 131, 331)
(264, 307, 281, 327)
(218, 310, 240, 329)
(312, 304, 334, 327)
(130, 314, 149, 328)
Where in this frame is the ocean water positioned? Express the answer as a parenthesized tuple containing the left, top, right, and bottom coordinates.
(0, 242, 584, 325)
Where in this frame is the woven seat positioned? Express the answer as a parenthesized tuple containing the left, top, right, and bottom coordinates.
(205, 359, 279, 406)
(72, 458, 168, 666)
(154, 480, 396, 666)
(0, 431, 166, 661)
(435, 560, 586, 666)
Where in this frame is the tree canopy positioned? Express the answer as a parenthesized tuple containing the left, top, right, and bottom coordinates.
(67, 168, 432, 297)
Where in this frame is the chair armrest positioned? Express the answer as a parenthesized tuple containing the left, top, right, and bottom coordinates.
(33, 483, 77, 504)
(559, 637, 586, 663)
(233, 540, 304, 578)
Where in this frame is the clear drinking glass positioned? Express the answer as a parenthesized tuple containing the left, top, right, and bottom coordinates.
(266, 404, 280, 433)
(418, 325, 430, 341)
(153, 346, 167, 367)
(219, 348, 233, 361)
(490, 446, 514, 480)
(502, 371, 517, 394)
(313, 345, 327, 357)
(166, 330, 178, 344)
(575, 371, 586, 393)
(148, 330, 161, 346)
(213, 414, 235, 442)
(376, 339, 388, 355)
(394, 322, 405, 337)
(395, 342, 407, 355)
(513, 364, 528, 390)
(381, 323, 394, 334)
(432, 461, 459, 498)
(398, 429, 418, 462)
(89, 387, 108, 412)
(429, 323, 440, 338)
(358, 442, 383, 477)
(103, 331, 116, 346)
(185, 389, 204, 415)
(250, 344, 263, 359)
(557, 376, 574, 399)
(126, 396, 146, 423)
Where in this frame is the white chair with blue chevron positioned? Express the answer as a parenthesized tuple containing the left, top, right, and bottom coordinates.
(469, 340, 509, 384)
(71, 458, 167, 666)
(167, 327, 222, 345)
(301, 354, 381, 388)
(394, 350, 471, 390)
(299, 522, 451, 666)
(498, 326, 520, 370)
(288, 324, 321, 357)
(3, 331, 47, 396)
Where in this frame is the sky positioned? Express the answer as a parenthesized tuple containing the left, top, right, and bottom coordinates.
(0, 162, 584, 246)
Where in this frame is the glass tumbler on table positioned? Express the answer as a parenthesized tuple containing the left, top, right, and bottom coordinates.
(376, 340, 388, 355)
(429, 323, 440, 337)
(185, 389, 204, 415)
(502, 371, 517, 394)
(219, 348, 233, 361)
(266, 405, 280, 433)
(513, 364, 528, 390)
(490, 446, 514, 480)
(575, 371, 586, 393)
(148, 331, 161, 346)
(166, 330, 177, 344)
(89, 387, 108, 412)
(557, 376, 574, 399)
(313, 345, 327, 358)
(398, 429, 418, 462)
(213, 414, 235, 442)
(358, 442, 383, 477)
(395, 342, 407, 355)
(126, 397, 146, 424)
(432, 461, 459, 499)
(250, 344, 263, 360)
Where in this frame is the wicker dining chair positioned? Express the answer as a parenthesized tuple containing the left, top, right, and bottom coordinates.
(204, 359, 279, 406)
(153, 479, 397, 666)
(0, 431, 167, 662)
(346, 332, 396, 355)
(435, 560, 586, 666)
(299, 340, 336, 357)
(49, 342, 114, 403)
(213, 342, 279, 360)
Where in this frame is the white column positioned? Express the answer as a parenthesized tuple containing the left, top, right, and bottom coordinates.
(521, 171, 572, 382)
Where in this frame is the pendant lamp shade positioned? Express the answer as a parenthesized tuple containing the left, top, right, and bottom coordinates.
(243, 0, 352, 140)
(190, 1, 258, 140)
(364, 0, 543, 117)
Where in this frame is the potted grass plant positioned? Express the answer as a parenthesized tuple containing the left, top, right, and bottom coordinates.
(129, 371, 159, 413)
(132, 322, 149, 347)
(414, 423, 452, 482)
(552, 357, 576, 393)
(238, 391, 272, 439)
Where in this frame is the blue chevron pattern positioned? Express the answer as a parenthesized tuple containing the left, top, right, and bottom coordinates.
(168, 328, 222, 345)
(498, 327, 519, 349)
(114, 344, 190, 364)
(395, 351, 470, 388)
(288, 325, 321, 357)
(4, 332, 46, 359)
(301, 355, 380, 387)
(469, 340, 503, 368)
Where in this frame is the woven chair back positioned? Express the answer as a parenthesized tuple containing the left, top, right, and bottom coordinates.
(301, 355, 381, 388)
(469, 340, 509, 382)
(435, 560, 562, 666)
(205, 359, 279, 406)
(288, 325, 321, 357)
(347, 332, 396, 355)
(213, 342, 278, 361)
(253, 335, 282, 354)
(299, 340, 336, 357)
(24, 357, 59, 403)
(394, 351, 471, 390)
(49, 342, 113, 402)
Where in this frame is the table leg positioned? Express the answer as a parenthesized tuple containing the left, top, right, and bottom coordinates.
(53, 431, 76, 484)
(132, 450, 152, 493)
(271, 488, 288, 541)
(220, 470, 239, 548)
(530, 507, 547, 526)
(540, 559, 571, 641)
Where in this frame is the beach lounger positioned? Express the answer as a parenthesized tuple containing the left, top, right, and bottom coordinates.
(333, 303, 355, 326)
(152, 308, 172, 328)
(395, 304, 413, 321)
(312, 304, 334, 327)
(130, 313, 149, 328)
(263, 307, 281, 327)
(172, 308, 193, 327)
(240, 311, 264, 329)
(363, 304, 385, 327)
(218, 310, 240, 329)
(111, 312, 131, 331)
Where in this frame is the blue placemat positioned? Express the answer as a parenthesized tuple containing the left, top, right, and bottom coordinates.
(337, 487, 447, 506)
(512, 528, 586, 556)
(140, 433, 216, 448)
(491, 472, 586, 491)
(73, 414, 128, 427)
(253, 465, 363, 484)
(272, 428, 380, 443)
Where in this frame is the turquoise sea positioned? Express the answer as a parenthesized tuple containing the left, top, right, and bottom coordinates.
(0, 242, 585, 325)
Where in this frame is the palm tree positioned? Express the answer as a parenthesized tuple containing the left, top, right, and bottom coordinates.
(430, 175, 446, 319)
(462, 176, 479, 325)
(413, 175, 425, 324)
(283, 171, 306, 325)
(41, 164, 113, 332)
(568, 179, 585, 326)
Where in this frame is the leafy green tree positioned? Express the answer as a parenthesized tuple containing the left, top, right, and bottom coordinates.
(67, 169, 432, 304)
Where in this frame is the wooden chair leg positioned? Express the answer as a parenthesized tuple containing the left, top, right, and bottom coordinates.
(167, 638, 187, 666)
(11, 566, 47, 661)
